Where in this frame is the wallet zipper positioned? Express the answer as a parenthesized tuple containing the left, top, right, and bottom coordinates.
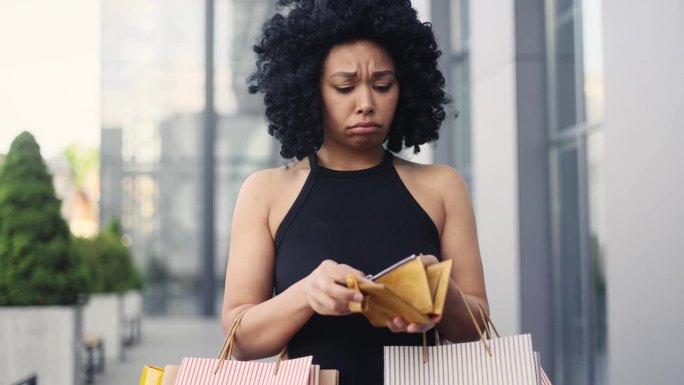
(366, 254, 420, 281)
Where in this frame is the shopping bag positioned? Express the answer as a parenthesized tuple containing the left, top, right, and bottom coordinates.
(383, 287, 552, 385)
(171, 307, 338, 385)
(175, 355, 313, 384)
(139, 365, 164, 385)
(161, 365, 179, 385)
(318, 368, 339, 385)
(385, 334, 541, 385)
(141, 360, 338, 385)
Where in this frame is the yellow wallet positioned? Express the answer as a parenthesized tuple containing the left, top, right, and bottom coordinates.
(346, 255, 453, 327)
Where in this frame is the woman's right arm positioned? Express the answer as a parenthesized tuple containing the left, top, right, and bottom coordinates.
(221, 170, 366, 360)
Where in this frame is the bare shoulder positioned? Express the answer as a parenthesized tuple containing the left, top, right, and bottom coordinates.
(239, 159, 311, 200)
(393, 156, 467, 194)
(392, 156, 470, 233)
(237, 159, 311, 236)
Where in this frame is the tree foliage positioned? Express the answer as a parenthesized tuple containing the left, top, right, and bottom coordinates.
(64, 143, 98, 189)
(0, 132, 88, 305)
(73, 220, 144, 294)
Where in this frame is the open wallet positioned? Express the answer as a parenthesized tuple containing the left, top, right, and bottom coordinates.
(346, 254, 453, 327)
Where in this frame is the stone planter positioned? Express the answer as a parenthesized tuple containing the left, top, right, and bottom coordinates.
(0, 305, 83, 385)
(83, 293, 123, 362)
(122, 290, 143, 345)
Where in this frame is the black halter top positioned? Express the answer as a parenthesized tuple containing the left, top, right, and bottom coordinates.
(274, 151, 441, 385)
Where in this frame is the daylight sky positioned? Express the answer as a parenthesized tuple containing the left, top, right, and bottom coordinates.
(0, 0, 100, 159)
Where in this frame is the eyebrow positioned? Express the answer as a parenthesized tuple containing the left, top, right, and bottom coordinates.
(330, 70, 396, 79)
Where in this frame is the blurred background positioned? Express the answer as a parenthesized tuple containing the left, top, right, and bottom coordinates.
(0, 0, 681, 385)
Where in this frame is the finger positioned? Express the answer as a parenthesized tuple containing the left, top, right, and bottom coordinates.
(322, 279, 363, 302)
(407, 322, 435, 333)
(420, 254, 440, 266)
(386, 320, 403, 333)
(309, 272, 354, 298)
(392, 317, 408, 330)
(337, 264, 368, 283)
(309, 279, 362, 311)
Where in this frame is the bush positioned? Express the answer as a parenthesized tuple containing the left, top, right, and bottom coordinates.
(0, 132, 88, 305)
(74, 220, 144, 294)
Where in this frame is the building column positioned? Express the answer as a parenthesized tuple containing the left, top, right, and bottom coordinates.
(470, 0, 521, 335)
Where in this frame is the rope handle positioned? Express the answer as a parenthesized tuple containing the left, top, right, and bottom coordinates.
(422, 286, 497, 363)
(213, 307, 288, 375)
(456, 286, 500, 357)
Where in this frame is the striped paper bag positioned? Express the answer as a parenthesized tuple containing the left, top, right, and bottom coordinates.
(384, 334, 543, 385)
(383, 286, 552, 385)
(168, 308, 337, 385)
(308, 365, 340, 385)
(174, 356, 314, 385)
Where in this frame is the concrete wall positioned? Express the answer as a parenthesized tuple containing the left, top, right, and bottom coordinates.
(603, 1, 684, 384)
(122, 290, 142, 322)
(0, 305, 82, 385)
(470, 0, 521, 335)
(122, 290, 143, 344)
(83, 293, 123, 361)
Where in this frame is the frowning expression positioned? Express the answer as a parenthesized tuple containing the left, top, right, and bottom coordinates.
(319, 40, 399, 151)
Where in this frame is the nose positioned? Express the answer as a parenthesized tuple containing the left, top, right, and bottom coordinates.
(356, 86, 375, 115)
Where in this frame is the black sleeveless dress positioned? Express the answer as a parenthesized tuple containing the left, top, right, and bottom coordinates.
(274, 151, 441, 385)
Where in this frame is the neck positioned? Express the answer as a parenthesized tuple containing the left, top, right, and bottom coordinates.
(315, 145, 385, 171)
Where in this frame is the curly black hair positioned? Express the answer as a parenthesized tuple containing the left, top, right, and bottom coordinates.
(248, 0, 450, 160)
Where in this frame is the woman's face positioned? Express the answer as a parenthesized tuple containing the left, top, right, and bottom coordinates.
(319, 40, 399, 152)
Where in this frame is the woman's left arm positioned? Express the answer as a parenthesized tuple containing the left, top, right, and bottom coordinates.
(434, 166, 489, 342)
(387, 163, 488, 340)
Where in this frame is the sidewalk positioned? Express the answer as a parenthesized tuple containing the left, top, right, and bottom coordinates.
(96, 316, 225, 385)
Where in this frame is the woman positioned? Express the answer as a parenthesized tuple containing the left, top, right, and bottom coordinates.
(221, 1, 488, 384)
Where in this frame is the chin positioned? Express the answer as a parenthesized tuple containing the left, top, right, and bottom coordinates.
(349, 137, 385, 151)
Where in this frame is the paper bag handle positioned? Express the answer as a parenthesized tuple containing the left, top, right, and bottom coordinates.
(454, 285, 501, 357)
(214, 307, 249, 373)
(213, 307, 289, 375)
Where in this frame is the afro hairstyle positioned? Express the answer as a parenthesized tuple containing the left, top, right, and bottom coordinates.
(248, 0, 450, 160)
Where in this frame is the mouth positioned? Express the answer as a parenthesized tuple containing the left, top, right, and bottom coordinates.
(348, 122, 382, 135)
(351, 121, 381, 128)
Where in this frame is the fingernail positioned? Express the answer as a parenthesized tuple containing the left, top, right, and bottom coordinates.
(353, 293, 363, 302)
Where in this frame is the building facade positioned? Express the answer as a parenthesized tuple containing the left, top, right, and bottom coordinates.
(431, 0, 683, 384)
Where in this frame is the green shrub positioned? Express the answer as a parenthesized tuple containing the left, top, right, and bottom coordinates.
(0, 132, 88, 305)
(75, 220, 144, 294)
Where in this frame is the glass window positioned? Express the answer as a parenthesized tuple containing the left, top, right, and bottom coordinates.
(554, 17, 578, 131)
(448, 0, 472, 187)
(100, 0, 274, 315)
(451, 58, 471, 175)
(546, 1, 605, 384)
(552, 141, 590, 385)
(450, 0, 469, 53)
(587, 129, 607, 385)
(581, 0, 604, 124)
(556, 0, 575, 16)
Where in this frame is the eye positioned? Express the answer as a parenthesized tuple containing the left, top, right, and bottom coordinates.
(334, 86, 354, 94)
(374, 83, 394, 92)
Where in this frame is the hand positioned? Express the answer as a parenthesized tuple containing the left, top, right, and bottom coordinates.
(304, 260, 369, 316)
(386, 314, 442, 333)
(386, 254, 442, 333)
